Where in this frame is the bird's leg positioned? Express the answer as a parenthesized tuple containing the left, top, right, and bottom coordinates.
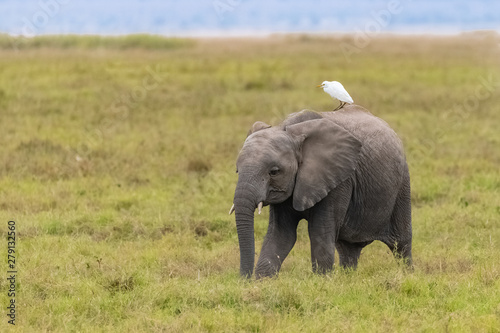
(333, 101, 343, 111)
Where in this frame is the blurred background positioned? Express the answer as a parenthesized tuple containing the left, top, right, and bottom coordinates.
(1, 0, 499, 36)
(0, 2, 499, 332)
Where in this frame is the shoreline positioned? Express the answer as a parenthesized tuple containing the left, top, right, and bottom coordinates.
(1, 29, 499, 39)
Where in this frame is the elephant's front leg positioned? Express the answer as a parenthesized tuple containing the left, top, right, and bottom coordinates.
(308, 219, 336, 274)
(255, 203, 301, 279)
(307, 184, 351, 274)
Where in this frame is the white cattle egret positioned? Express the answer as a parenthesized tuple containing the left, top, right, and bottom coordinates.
(317, 81, 354, 110)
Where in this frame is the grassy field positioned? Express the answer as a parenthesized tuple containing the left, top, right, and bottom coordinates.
(0, 33, 499, 332)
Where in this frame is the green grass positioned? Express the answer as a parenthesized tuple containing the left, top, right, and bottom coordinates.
(0, 33, 499, 332)
(0, 33, 195, 50)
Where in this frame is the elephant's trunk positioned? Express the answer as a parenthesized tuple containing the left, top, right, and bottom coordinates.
(233, 176, 263, 278)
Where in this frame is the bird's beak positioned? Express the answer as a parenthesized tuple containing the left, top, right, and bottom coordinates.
(316, 84, 323, 88)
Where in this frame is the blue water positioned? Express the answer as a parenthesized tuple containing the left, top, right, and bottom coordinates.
(0, 0, 499, 36)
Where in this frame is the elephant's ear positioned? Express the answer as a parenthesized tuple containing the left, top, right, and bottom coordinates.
(286, 118, 362, 211)
(247, 121, 271, 137)
(279, 110, 323, 129)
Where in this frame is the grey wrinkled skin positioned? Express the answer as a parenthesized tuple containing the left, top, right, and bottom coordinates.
(232, 105, 412, 279)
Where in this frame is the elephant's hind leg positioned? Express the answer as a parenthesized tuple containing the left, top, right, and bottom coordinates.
(336, 240, 364, 270)
(383, 179, 413, 268)
(384, 239, 412, 268)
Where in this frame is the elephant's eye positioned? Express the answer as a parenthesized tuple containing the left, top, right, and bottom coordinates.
(269, 167, 280, 177)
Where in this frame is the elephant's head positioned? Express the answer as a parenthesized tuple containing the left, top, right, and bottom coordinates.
(232, 111, 362, 278)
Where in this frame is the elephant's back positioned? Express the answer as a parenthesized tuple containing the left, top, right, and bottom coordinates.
(321, 105, 400, 144)
(324, 104, 406, 168)
(321, 106, 405, 161)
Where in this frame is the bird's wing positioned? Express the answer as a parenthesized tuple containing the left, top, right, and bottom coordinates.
(332, 82, 354, 103)
(338, 89, 354, 103)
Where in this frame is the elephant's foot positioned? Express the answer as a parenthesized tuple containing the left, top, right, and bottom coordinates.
(255, 258, 281, 279)
(312, 260, 334, 274)
(310, 244, 335, 274)
(383, 239, 413, 270)
(336, 240, 365, 270)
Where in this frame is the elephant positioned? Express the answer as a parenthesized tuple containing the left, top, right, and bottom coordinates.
(230, 105, 412, 279)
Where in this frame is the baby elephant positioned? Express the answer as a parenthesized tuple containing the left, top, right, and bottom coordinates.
(231, 105, 412, 278)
